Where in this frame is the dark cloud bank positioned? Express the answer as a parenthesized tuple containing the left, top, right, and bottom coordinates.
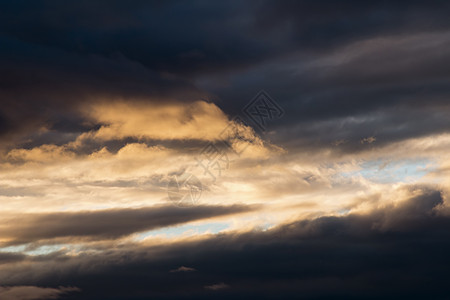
(2, 187, 450, 299)
(1, 0, 450, 153)
(0, 204, 257, 246)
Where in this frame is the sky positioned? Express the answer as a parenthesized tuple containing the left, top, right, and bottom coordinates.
(1, 1, 450, 299)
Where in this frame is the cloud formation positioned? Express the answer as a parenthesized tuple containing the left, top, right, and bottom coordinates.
(2, 1, 450, 299)
(0, 204, 257, 246)
(0, 286, 80, 300)
(0, 187, 449, 299)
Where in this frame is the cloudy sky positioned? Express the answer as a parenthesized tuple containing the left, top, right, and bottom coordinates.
(1, 1, 450, 299)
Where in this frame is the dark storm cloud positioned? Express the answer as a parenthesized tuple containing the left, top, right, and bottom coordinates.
(258, 0, 450, 49)
(2, 0, 450, 153)
(0, 204, 257, 246)
(205, 29, 450, 153)
(0, 34, 205, 147)
(3, 186, 450, 299)
(0, 35, 200, 101)
(0, 0, 274, 75)
(3, 0, 449, 75)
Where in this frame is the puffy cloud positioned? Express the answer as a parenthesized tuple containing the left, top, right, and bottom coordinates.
(81, 100, 234, 141)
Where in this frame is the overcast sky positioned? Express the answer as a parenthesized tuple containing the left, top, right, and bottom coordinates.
(1, 1, 450, 299)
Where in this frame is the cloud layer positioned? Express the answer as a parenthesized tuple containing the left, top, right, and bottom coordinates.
(1, 1, 450, 299)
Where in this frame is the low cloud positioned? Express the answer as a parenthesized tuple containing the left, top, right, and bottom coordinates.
(0, 204, 258, 246)
(204, 282, 229, 291)
(170, 266, 197, 273)
(1, 186, 449, 299)
(0, 286, 80, 300)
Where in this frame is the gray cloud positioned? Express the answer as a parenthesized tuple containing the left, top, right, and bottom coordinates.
(1, 0, 450, 157)
(0, 204, 257, 246)
(0, 286, 80, 300)
(1, 186, 449, 299)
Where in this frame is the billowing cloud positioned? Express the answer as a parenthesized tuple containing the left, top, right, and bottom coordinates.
(81, 100, 240, 142)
